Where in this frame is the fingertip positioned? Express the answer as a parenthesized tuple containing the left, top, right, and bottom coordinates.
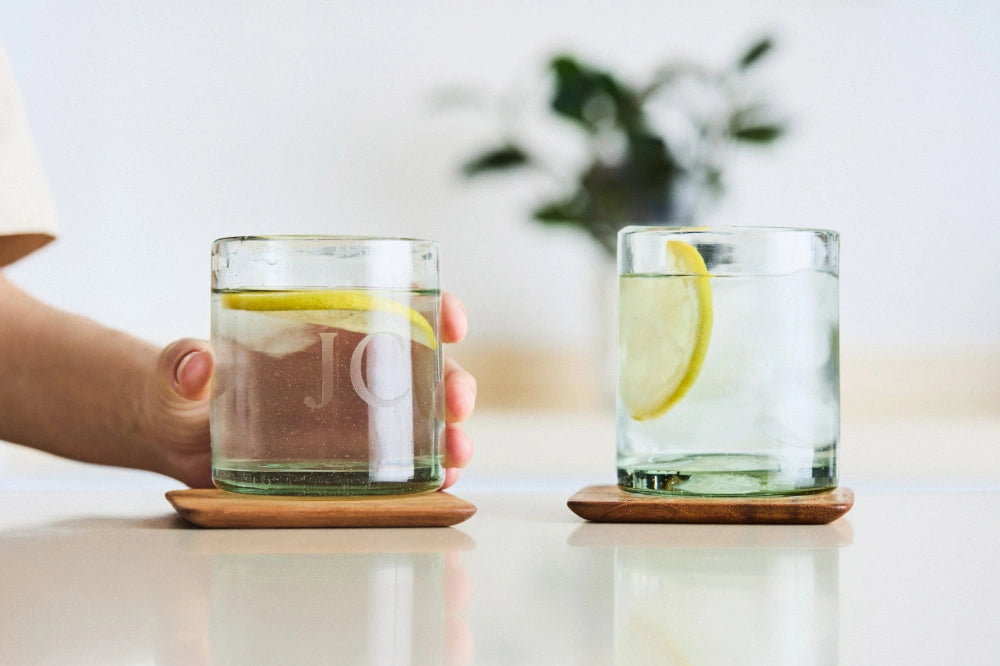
(440, 467, 461, 491)
(445, 370, 477, 423)
(444, 424, 474, 469)
(441, 293, 468, 344)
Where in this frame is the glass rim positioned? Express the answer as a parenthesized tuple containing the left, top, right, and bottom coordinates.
(618, 224, 839, 277)
(618, 225, 838, 238)
(212, 234, 437, 245)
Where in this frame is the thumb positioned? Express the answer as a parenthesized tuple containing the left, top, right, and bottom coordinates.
(157, 338, 214, 402)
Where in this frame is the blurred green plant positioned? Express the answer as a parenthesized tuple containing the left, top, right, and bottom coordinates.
(452, 37, 786, 256)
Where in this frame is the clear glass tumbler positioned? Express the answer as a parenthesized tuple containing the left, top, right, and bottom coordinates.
(210, 236, 443, 495)
(617, 226, 840, 496)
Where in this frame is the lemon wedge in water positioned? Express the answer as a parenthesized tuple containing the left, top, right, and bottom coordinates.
(222, 289, 438, 349)
(619, 240, 713, 420)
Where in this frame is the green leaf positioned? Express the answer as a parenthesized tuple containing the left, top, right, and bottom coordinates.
(549, 56, 593, 127)
(461, 146, 530, 176)
(548, 55, 643, 133)
(737, 37, 773, 70)
(733, 124, 784, 143)
(532, 199, 583, 225)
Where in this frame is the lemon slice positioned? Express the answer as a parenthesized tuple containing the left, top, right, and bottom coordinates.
(222, 289, 438, 349)
(619, 240, 713, 420)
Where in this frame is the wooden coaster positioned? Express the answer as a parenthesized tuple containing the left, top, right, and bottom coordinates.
(166, 489, 477, 529)
(567, 485, 853, 525)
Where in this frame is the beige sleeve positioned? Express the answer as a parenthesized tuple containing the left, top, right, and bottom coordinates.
(0, 42, 58, 267)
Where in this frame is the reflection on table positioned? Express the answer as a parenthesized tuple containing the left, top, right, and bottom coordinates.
(3, 486, 999, 664)
(570, 522, 852, 665)
(0, 517, 474, 665)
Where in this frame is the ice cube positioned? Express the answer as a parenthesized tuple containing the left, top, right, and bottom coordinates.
(754, 383, 839, 449)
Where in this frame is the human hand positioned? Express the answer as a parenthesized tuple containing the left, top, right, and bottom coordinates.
(147, 292, 476, 490)
(438, 293, 476, 489)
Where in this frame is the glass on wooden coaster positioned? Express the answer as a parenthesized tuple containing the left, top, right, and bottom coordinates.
(616, 226, 840, 496)
(210, 236, 443, 495)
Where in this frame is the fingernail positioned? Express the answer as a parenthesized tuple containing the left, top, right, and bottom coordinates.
(174, 350, 200, 387)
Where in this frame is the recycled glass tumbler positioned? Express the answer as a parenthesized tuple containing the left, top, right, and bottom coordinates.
(210, 236, 443, 495)
(616, 226, 840, 496)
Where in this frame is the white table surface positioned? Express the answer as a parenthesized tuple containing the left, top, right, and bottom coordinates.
(2, 409, 999, 665)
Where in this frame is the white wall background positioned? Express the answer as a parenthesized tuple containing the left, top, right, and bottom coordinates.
(1, 1, 998, 358)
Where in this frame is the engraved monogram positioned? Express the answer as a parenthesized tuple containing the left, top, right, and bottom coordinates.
(304, 331, 412, 410)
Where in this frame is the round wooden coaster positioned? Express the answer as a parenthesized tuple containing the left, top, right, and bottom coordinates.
(567, 485, 853, 525)
(166, 489, 477, 529)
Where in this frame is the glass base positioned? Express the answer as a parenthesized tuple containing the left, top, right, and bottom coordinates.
(213, 459, 442, 496)
(618, 454, 836, 497)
